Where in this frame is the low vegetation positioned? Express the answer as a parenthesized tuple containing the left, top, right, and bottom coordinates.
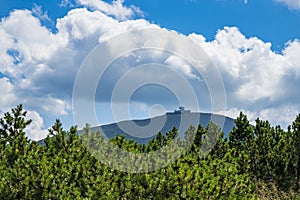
(1, 105, 300, 199)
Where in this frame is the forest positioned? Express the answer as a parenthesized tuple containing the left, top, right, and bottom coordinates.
(1, 105, 300, 199)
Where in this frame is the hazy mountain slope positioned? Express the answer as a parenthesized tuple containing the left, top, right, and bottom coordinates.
(82, 112, 235, 144)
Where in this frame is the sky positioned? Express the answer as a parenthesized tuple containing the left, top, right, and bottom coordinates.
(0, 0, 300, 140)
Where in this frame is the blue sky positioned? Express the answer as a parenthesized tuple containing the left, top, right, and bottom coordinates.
(0, 0, 300, 140)
(125, 0, 300, 51)
(1, 0, 299, 50)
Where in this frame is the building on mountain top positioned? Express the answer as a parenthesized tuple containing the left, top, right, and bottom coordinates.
(168, 106, 191, 114)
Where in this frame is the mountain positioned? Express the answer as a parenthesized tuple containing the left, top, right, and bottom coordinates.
(78, 111, 235, 144)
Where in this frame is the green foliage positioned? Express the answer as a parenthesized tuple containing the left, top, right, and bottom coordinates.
(1, 105, 300, 199)
(292, 114, 300, 190)
(229, 112, 254, 149)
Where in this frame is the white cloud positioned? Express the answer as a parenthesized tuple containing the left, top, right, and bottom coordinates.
(25, 111, 49, 141)
(76, 0, 143, 20)
(0, 7, 153, 121)
(0, 2, 300, 138)
(1, 9, 66, 75)
(165, 55, 200, 80)
(258, 105, 299, 128)
(189, 26, 299, 103)
(0, 9, 71, 118)
(274, 0, 300, 10)
(0, 108, 49, 141)
(283, 39, 300, 77)
(217, 106, 299, 129)
(40, 97, 70, 115)
(59, 0, 76, 7)
(0, 78, 17, 112)
(189, 26, 300, 127)
(216, 108, 257, 125)
(0, 107, 48, 141)
(32, 4, 52, 22)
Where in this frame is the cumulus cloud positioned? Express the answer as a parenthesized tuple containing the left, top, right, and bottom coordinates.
(0, 9, 71, 117)
(189, 27, 300, 103)
(165, 55, 201, 80)
(38, 97, 70, 115)
(0, 78, 17, 112)
(190, 27, 300, 127)
(218, 105, 299, 129)
(25, 111, 49, 141)
(0, 1, 300, 139)
(0, 7, 153, 115)
(0, 109, 48, 141)
(283, 39, 300, 76)
(77, 0, 143, 20)
(0, 5, 154, 139)
(258, 105, 299, 128)
(274, 0, 300, 10)
(216, 108, 257, 125)
(1, 9, 66, 74)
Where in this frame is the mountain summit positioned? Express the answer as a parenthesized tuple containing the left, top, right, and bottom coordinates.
(81, 108, 235, 144)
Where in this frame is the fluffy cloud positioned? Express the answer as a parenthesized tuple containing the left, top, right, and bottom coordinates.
(165, 56, 201, 80)
(77, 0, 143, 20)
(216, 108, 257, 125)
(189, 27, 300, 103)
(274, 0, 300, 10)
(0, 1, 300, 139)
(259, 105, 299, 128)
(218, 105, 299, 129)
(189, 27, 300, 127)
(0, 78, 17, 112)
(0, 109, 48, 141)
(0, 4, 154, 139)
(25, 111, 49, 141)
(59, 0, 143, 20)
(0, 8, 70, 115)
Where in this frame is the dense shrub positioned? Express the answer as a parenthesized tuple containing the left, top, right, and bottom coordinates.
(1, 105, 300, 199)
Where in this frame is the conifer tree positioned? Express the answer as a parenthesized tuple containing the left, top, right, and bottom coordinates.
(229, 112, 254, 148)
(293, 114, 300, 190)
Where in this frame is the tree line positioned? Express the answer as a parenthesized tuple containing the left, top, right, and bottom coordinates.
(1, 105, 300, 199)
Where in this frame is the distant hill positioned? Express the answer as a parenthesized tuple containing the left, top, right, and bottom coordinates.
(77, 112, 235, 144)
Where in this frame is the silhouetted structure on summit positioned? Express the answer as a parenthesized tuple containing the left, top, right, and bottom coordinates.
(168, 106, 191, 114)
